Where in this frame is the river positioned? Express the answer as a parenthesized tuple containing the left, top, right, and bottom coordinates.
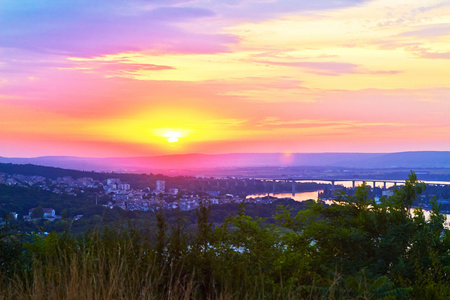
(246, 189, 450, 227)
(246, 191, 323, 202)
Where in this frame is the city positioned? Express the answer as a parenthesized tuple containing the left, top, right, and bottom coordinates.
(2, 165, 450, 225)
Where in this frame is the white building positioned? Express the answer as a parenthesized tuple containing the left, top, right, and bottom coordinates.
(28, 207, 56, 218)
(168, 188, 179, 195)
(156, 180, 165, 193)
(118, 183, 131, 191)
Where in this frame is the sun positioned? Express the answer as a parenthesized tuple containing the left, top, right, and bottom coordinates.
(168, 136, 178, 143)
(153, 128, 191, 145)
(158, 130, 183, 143)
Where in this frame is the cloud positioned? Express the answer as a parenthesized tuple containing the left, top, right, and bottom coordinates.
(417, 49, 450, 59)
(390, 44, 450, 60)
(314, 88, 450, 125)
(416, 2, 450, 13)
(0, 0, 373, 58)
(213, 77, 313, 102)
(253, 60, 400, 76)
(0, 1, 236, 57)
(146, 7, 216, 21)
(253, 117, 408, 130)
(68, 61, 176, 77)
(421, 51, 450, 59)
(285, 61, 359, 76)
(197, 0, 371, 21)
(398, 24, 450, 38)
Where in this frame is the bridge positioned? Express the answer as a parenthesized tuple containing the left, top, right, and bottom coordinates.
(207, 177, 450, 195)
(247, 178, 450, 194)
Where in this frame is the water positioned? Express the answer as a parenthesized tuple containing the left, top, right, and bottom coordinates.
(246, 191, 323, 202)
(284, 180, 397, 189)
(259, 179, 450, 189)
(246, 190, 450, 228)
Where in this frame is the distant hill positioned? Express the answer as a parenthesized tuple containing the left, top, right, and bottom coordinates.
(0, 163, 109, 180)
(0, 163, 173, 189)
(0, 151, 449, 172)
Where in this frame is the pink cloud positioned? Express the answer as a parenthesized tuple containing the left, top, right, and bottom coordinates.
(253, 60, 401, 76)
(417, 49, 450, 59)
(73, 62, 176, 77)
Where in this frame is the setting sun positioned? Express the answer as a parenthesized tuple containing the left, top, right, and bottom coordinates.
(156, 130, 183, 144)
(168, 136, 178, 143)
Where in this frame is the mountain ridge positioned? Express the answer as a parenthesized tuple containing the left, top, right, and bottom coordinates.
(1, 151, 449, 172)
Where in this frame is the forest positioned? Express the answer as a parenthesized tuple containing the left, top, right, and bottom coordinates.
(0, 172, 449, 299)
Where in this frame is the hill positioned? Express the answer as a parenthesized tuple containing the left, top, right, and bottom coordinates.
(1, 151, 450, 172)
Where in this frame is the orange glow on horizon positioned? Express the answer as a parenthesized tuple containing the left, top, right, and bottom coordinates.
(1, 0, 450, 157)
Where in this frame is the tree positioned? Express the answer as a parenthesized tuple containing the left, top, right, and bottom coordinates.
(61, 209, 68, 219)
(31, 206, 44, 219)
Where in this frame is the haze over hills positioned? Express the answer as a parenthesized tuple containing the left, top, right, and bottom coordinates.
(0, 152, 449, 173)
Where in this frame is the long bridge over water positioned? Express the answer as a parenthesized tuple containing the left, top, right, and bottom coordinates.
(207, 177, 450, 195)
(248, 178, 450, 194)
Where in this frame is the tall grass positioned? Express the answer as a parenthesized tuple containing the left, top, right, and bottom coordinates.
(0, 227, 409, 300)
(2, 230, 192, 299)
(0, 229, 310, 300)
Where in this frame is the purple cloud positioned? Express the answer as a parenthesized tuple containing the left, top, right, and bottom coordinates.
(197, 0, 370, 21)
(0, 0, 373, 59)
(146, 7, 216, 21)
(417, 2, 450, 13)
(398, 24, 450, 38)
(0, 1, 235, 57)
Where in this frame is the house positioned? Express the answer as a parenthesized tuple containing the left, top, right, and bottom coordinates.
(28, 207, 56, 218)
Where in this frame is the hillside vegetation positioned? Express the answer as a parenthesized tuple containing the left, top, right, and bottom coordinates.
(1, 172, 449, 299)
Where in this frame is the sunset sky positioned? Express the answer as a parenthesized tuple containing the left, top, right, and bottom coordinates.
(1, 0, 450, 157)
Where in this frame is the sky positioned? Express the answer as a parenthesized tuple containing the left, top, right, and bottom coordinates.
(1, 0, 450, 157)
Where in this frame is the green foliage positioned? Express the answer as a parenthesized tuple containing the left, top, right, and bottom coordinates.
(0, 217, 27, 278)
(0, 171, 449, 299)
(30, 206, 45, 219)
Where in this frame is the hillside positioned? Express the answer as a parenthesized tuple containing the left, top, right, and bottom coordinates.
(1, 151, 450, 172)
